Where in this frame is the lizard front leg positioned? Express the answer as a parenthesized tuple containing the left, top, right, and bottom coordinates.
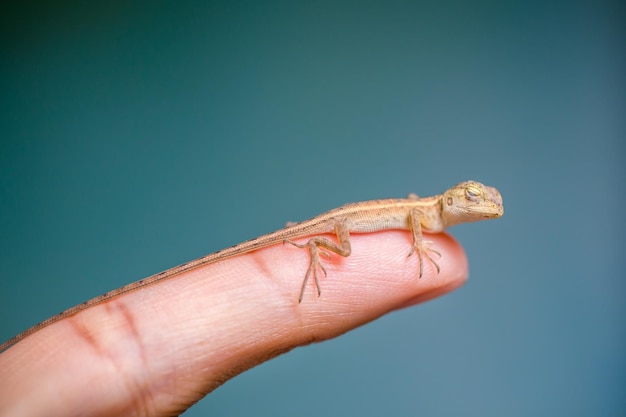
(407, 208, 441, 278)
(285, 220, 351, 302)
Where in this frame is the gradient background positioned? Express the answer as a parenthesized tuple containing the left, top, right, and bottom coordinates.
(1, 1, 624, 415)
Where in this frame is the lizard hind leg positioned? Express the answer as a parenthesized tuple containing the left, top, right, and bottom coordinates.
(285, 221, 352, 302)
(285, 238, 330, 302)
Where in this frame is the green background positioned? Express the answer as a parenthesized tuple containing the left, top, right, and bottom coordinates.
(1, 1, 624, 415)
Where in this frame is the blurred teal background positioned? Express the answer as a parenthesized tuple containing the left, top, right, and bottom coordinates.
(1, 1, 624, 415)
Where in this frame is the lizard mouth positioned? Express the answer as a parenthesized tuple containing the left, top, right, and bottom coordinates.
(481, 204, 504, 218)
(483, 186, 504, 217)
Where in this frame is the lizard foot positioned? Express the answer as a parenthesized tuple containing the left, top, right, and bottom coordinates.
(407, 241, 441, 278)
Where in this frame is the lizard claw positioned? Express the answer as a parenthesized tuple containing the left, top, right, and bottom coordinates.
(284, 238, 305, 248)
(298, 254, 327, 302)
(408, 241, 441, 278)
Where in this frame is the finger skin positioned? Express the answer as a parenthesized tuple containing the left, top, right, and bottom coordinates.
(0, 231, 467, 417)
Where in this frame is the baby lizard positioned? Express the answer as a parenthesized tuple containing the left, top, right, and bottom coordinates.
(0, 180, 503, 353)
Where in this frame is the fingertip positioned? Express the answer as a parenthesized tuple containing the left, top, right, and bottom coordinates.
(290, 231, 469, 336)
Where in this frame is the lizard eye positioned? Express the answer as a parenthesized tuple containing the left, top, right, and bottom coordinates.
(465, 186, 481, 200)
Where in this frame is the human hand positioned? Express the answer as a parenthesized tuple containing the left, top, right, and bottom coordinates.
(0, 231, 467, 416)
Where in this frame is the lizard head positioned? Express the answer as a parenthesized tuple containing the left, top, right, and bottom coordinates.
(441, 181, 504, 228)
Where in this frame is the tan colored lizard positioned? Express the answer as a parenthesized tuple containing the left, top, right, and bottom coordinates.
(0, 180, 503, 353)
